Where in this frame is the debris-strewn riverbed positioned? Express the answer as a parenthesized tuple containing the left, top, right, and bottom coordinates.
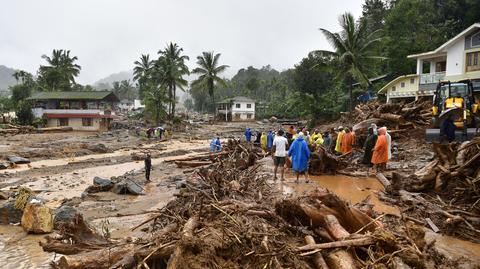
(0, 122, 479, 269)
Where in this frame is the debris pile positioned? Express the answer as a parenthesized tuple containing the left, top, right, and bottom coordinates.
(343, 100, 432, 141)
(0, 123, 35, 135)
(43, 140, 445, 269)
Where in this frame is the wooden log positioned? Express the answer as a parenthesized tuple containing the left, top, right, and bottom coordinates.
(174, 160, 212, 168)
(324, 215, 350, 240)
(167, 216, 199, 269)
(36, 126, 73, 133)
(305, 235, 329, 269)
(325, 249, 358, 269)
(376, 173, 392, 190)
(297, 237, 375, 251)
(378, 113, 404, 123)
(57, 244, 134, 269)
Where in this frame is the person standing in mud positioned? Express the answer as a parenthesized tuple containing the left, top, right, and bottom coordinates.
(335, 126, 345, 154)
(144, 153, 152, 182)
(272, 129, 288, 181)
(341, 128, 354, 154)
(266, 130, 274, 152)
(362, 127, 377, 175)
(371, 127, 388, 173)
(245, 127, 252, 142)
(288, 132, 310, 183)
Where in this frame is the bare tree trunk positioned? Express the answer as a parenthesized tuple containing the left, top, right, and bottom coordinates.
(172, 84, 176, 119)
(349, 77, 353, 112)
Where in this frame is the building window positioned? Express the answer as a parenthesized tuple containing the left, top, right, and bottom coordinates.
(234, 113, 241, 119)
(235, 103, 241, 108)
(472, 32, 480, 47)
(435, 61, 446, 72)
(246, 114, 252, 119)
(246, 103, 252, 109)
(82, 118, 93, 126)
(401, 82, 405, 88)
(58, 118, 69, 126)
(466, 51, 480, 72)
(392, 86, 396, 91)
(410, 78, 415, 84)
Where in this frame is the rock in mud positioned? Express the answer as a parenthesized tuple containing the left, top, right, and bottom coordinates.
(176, 180, 187, 189)
(21, 200, 54, 233)
(87, 143, 110, 153)
(112, 180, 144, 195)
(0, 200, 23, 224)
(0, 163, 8, 170)
(7, 156, 30, 164)
(93, 176, 113, 191)
(53, 206, 78, 229)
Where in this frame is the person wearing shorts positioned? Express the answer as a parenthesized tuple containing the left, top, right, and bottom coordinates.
(272, 129, 288, 181)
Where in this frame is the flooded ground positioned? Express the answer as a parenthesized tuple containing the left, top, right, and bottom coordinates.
(0, 225, 52, 269)
(281, 174, 400, 215)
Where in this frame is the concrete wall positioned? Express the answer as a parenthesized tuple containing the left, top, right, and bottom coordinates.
(446, 37, 465, 76)
(47, 117, 102, 131)
(231, 101, 255, 121)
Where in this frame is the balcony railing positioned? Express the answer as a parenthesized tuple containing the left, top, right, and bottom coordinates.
(420, 72, 445, 84)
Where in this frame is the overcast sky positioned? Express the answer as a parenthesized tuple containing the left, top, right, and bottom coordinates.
(0, 0, 362, 85)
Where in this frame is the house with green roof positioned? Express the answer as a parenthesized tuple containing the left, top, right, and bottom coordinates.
(28, 91, 119, 131)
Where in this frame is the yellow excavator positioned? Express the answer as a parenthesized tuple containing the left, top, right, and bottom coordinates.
(426, 80, 480, 142)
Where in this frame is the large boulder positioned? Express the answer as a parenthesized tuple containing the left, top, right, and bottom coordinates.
(7, 156, 30, 164)
(53, 205, 78, 230)
(87, 143, 110, 153)
(21, 200, 54, 233)
(93, 176, 113, 191)
(112, 180, 144, 195)
(0, 200, 23, 224)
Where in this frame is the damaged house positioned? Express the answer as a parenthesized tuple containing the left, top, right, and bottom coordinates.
(28, 91, 119, 131)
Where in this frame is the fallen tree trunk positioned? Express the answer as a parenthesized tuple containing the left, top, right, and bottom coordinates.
(166, 216, 199, 269)
(57, 244, 134, 269)
(324, 215, 350, 240)
(376, 173, 391, 190)
(305, 235, 329, 269)
(297, 236, 375, 251)
(326, 249, 358, 269)
(174, 160, 212, 168)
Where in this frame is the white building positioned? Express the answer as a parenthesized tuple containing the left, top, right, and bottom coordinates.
(216, 96, 256, 121)
(379, 23, 480, 103)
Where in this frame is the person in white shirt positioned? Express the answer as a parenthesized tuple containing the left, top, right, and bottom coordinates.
(271, 129, 288, 181)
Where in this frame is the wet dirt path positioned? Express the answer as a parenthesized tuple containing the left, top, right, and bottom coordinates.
(0, 139, 209, 268)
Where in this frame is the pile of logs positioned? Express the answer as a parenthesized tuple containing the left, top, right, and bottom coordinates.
(0, 124, 35, 135)
(348, 100, 432, 140)
(397, 137, 480, 199)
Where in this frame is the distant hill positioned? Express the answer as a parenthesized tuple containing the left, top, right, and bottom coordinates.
(0, 65, 17, 93)
(93, 71, 133, 89)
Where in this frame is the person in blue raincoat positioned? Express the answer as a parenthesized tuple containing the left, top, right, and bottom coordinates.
(288, 132, 311, 183)
(266, 131, 274, 151)
(245, 128, 252, 142)
(210, 137, 222, 152)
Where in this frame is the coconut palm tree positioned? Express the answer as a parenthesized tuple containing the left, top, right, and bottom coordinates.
(157, 43, 189, 117)
(133, 54, 154, 99)
(191, 51, 229, 113)
(319, 12, 383, 111)
(38, 49, 81, 91)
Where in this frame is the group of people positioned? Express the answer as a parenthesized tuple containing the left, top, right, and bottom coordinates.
(245, 123, 393, 182)
(135, 126, 168, 140)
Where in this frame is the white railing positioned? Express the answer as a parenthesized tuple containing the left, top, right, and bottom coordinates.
(420, 72, 446, 84)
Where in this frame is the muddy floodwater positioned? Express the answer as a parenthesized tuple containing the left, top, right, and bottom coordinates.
(0, 225, 52, 269)
(281, 174, 400, 215)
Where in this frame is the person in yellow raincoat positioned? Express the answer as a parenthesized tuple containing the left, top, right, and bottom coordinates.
(335, 126, 345, 153)
(260, 132, 267, 151)
(309, 129, 319, 144)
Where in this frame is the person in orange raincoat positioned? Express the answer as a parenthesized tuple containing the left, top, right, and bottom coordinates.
(341, 128, 354, 154)
(371, 127, 389, 172)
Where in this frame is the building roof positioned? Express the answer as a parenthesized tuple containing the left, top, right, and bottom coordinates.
(352, 74, 388, 87)
(378, 74, 418, 94)
(218, 96, 255, 104)
(28, 91, 119, 102)
(408, 23, 480, 59)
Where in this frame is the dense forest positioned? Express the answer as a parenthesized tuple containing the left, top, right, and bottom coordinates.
(188, 0, 480, 120)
